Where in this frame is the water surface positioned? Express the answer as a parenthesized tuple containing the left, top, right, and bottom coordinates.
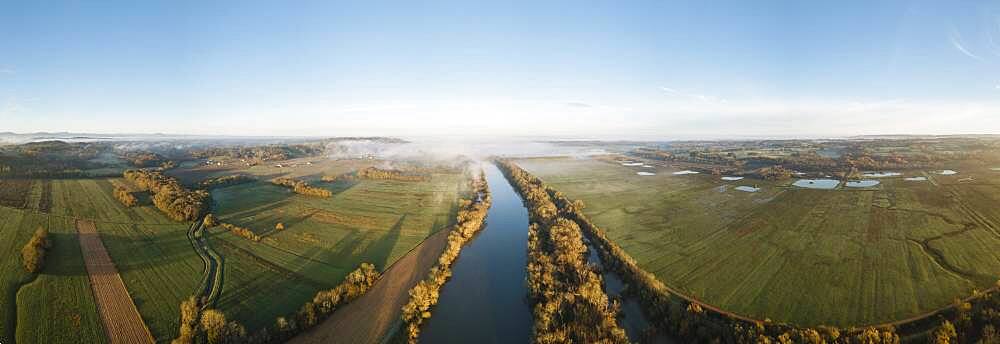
(845, 180, 880, 188)
(861, 172, 901, 178)
(420, 163, 532, 343)
(792, 179, 840, 189)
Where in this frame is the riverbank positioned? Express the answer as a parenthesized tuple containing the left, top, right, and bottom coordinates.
(287, 226, 451, 344)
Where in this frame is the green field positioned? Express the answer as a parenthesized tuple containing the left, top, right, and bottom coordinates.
(516, 157, 1000, 326)
(1, 178, 203, 343)
(0, 183, 106, 344)
(206, 166, 469, 330)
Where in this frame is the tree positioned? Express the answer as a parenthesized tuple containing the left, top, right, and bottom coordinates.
(200, 309, 227, 344)
(21, 227, 51, 273)
(203, 213, 218, 228)
(275, 222, 285, 231)
(934, 320, 957, 344)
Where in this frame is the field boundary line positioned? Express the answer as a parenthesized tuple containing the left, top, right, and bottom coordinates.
(77, 218, 156, 344)
(518, 161, 1000, 334)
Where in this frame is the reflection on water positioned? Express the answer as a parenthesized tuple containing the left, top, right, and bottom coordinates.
(419, 164, 532, 343)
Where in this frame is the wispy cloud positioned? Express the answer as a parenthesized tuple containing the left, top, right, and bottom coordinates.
(0, 68, 14, 75)
(566, 102, 592, 108)
(949, 28, 984, 61)
(659, 86, 726, 103)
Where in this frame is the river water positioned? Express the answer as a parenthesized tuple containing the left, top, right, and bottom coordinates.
(419, 163, 533, 343)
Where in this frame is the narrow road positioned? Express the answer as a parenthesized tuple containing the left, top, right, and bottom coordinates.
(77, 219, 155, 344)
(288, 226, 452, 344)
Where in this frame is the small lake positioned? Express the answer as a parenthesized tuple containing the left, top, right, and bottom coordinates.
(862, 172, 901, 178)
(735, 186, 760, 192)
(419, 163, 532, 343)
(937, 170, 958, 175)
(621, 162, 644, 166)
(637, 172, 656, 176)
(845, 180, 880, 188)
(673, 170, 699, 175)
(792, 179, 840, 189)
(721, 176, 744, 181)
(905, 177, 928, 181)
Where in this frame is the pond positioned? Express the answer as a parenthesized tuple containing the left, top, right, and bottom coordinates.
(937, 170, 958, 175)
(845, 180, 880, 188)
(672, 170, 699, 175)
(621, 162, 644, 166)
(735, 186, 760, 192)
(792, 179, 840, 189)
(637, 172, 656, 176)
(861, 172, 901, 178)
(419, 163, 532, 343)
(721, 176, 744, 181)
(905, 177, 927, 181)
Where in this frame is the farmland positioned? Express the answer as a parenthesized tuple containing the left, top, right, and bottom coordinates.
(515, 156, 1000, 326)
(77, 219, 155, 344)
(1, 177, 203, 343)
(205, 162, 469, 331)
(0, 190, 105, 344)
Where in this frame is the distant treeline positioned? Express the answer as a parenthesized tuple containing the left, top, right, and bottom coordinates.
(401, 169, 491, 343)
(199, 174, 256, 189)
(0, 141, 108, 177)
(124, 169, 209, 221)
(501, 159, 1000, 344)
(190, 144, 324, 164)
(122, 151, 167, 167)
(497, 160, 628, 343)
(357, 167, 429, 182)
(271, 177, 332, 198)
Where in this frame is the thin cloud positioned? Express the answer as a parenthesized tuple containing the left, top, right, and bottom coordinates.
(949, 28, 984, 61)
(659, 86, 726, 103)
(0, 68, 14, 75)
(566, 102, 592, 108)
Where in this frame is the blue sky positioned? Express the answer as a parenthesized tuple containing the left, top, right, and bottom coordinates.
(1, 0, 999, 138)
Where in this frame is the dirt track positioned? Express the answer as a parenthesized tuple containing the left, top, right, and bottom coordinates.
(77, 219, 155, 344)
(289, 227, 451, 344)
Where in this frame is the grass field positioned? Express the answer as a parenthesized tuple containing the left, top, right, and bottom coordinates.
(0, 178, 202, 343)
(206, 166, 469, 331)
(516, 157, 1000, 326)
(2, 158, 469, 341)
(0, 202, 106, 344)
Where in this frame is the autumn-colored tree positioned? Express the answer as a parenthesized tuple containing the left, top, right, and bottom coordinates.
(933, 320, 956, 344)
(21, 227, 51, 273)
(113, 186, 138, 207)
(200, 309, 227, 344)
(203, 213, 218, 228)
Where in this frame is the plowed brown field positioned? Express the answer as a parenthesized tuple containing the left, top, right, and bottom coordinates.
(77, 219, 155, 344)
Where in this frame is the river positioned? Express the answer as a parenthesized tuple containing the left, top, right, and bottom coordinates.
(419, 163, 533, 343)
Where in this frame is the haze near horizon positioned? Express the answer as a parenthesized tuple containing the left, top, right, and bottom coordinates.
(2, 0, 1000, 138)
